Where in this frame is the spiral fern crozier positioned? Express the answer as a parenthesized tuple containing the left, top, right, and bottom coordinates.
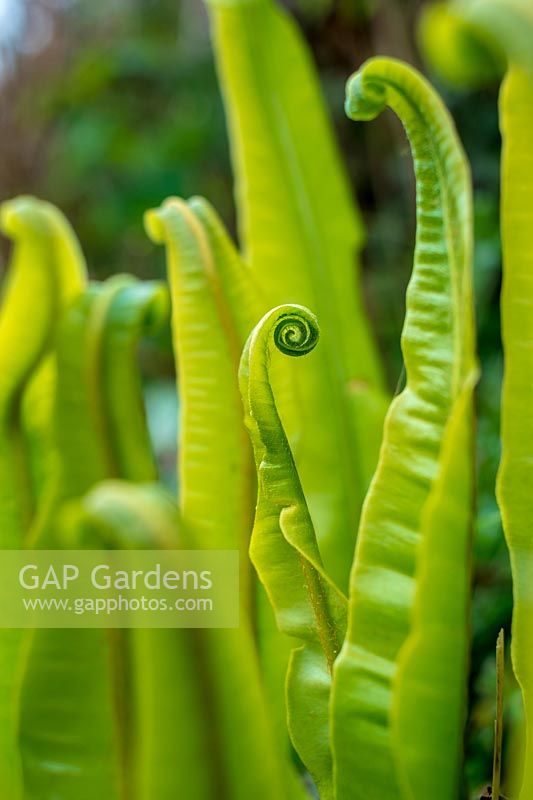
(241, 304, 320, 449)
(271, 307, 319, 358)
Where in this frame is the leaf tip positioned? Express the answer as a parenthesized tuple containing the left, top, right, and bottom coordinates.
(345, 61, 388, 122)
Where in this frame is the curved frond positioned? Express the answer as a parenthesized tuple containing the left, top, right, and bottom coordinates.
(331, 58, 476, 800)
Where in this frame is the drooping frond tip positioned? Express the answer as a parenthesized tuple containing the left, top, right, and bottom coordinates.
(345, 69, 388, 122)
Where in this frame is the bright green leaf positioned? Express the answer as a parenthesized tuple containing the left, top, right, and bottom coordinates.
(146, 199, 305, 799)
(20, 276, 168, 800)
(0, 196, 87, 800)
(65, 480, 220, 800)
(205, 0, 387, 590)
(392, 375, 477, 799)
(417, 4, 533, 796)
(497, 66, 533, 800)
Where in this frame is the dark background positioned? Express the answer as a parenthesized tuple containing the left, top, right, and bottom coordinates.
(0, 1, 513, 796)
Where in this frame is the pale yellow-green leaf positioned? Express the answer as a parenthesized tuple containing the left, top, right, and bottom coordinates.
(331, 57, 476, 800)
(497, 67, 533, 800)
(146, 200, 306, 798)
(0, 196, 86, 800)
(205, 0, 387, 590)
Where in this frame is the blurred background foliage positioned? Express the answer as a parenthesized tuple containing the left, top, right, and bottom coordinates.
(0, 0, 512, 795)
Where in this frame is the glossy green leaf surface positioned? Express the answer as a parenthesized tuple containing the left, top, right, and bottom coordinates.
(240, 304, 347, 797)
(146, 199, 304, 799)
(145, 198, 259, 558)
(67, 480, 219, 800)
(392, 376, 476, 799)
(497, 66, 533, 800)
(418, 5, 533, 796)
(205, 0, 388, 591)
(20, 276, 168, 800)
(331, 58, 476, 800)
(0, 197, 86, 800)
